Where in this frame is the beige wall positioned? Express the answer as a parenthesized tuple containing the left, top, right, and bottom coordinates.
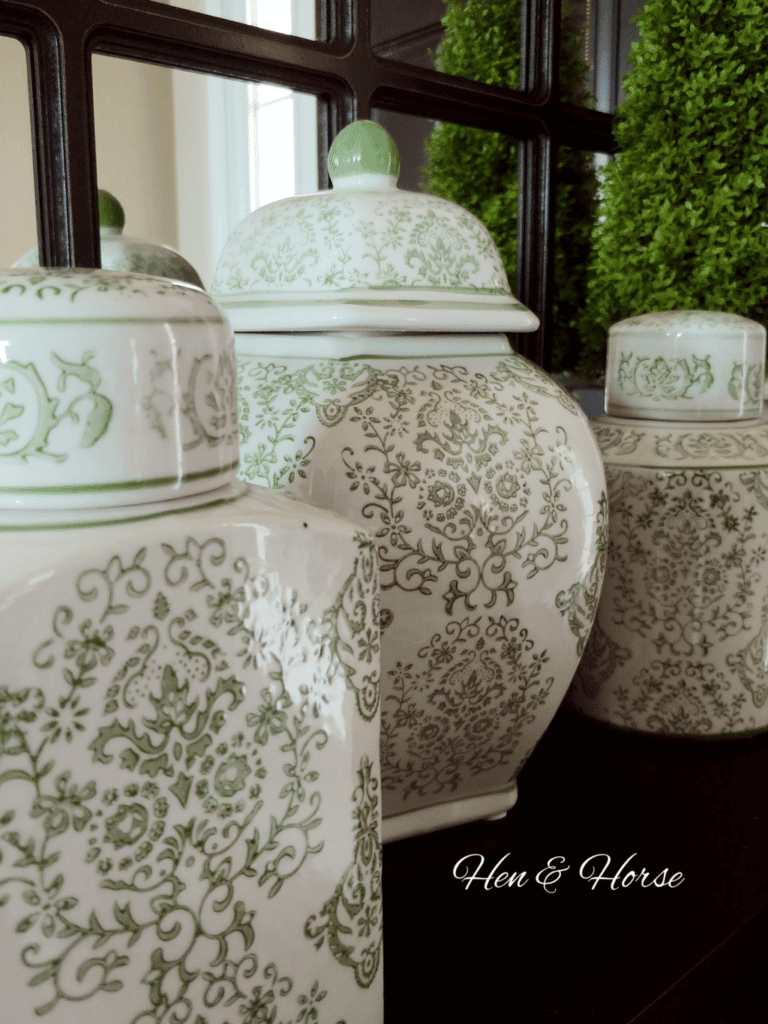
(0, 36, 37, 267)
(92, 55, 178, 250)
(0, 37, 178, 267)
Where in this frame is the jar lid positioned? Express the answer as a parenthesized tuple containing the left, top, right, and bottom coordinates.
(210, 120, 539, 333)
(14, 190, 205, 290)
(605, 310, 766, 421)
(0, 269, 238, 509)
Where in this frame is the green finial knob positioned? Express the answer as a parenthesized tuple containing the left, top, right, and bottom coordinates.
(328, 120, 400, 184)
(98, 189, 125, 232)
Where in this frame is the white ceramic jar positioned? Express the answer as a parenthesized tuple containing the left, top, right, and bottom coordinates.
(211, 120, 608, 841)
(570, 310, 768, 738)
(0, 270, 383, 1023)
(15, 190, 205, 288)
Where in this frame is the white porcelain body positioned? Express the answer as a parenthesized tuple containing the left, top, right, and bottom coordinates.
(235, 332, 608, 840)
(0, 484, 383, 1022)
(0, 270, 237, 508)
(570, 413, 768, 737)
(605, 310, 766, 421)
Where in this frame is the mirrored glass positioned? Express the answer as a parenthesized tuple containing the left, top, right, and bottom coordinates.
(575, 0, 643, 114)
(0, 36, 37, 269)
(373, 0, 526, 96)
(92, 56, 317, 288)
(552, 146, 602, 379)
(371, 0, 444, 70)
(157, 0, 316, 40)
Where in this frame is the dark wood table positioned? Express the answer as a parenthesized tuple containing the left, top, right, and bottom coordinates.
(382, 706, 768, 1022)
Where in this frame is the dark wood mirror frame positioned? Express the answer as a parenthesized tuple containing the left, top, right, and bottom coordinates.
(0, 0, 616, 369)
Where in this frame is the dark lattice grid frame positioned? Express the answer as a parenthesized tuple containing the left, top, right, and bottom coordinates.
(0, 0, 617, 368)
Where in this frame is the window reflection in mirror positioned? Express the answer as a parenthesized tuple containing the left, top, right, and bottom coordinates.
(571, 0, 643, 114)
(371, 0, 444, 69)
(158, 0, 316, 40)
(92, 55, 317, 288)
(0, 35, 37, 269)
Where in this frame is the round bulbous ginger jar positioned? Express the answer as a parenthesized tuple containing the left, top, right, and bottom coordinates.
(0, 269, 383, 1023)
(211, 120, 608, 842)
(569, 309, 768, 738)
(15, 190, 205, 288)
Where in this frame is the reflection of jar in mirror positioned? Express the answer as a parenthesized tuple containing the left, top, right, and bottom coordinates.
(14, 189, 205, 288)
(0, 268, 383, 1024)
(570, 309, 768, 739)
(211, 118, 608, 843)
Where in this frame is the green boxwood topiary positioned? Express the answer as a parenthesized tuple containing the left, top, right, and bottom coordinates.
(424, 0, 599, 374)
(581, 0, 768, 376)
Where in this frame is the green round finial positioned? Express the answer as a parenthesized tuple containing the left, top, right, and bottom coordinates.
(98, 189, 125, 231)
(328, 120, 400, 184)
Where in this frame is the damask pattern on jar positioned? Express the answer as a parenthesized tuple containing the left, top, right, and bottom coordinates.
(0, 494, 384, 1023)
(235, 336, 608, 837)
(571, 412, 768, 737)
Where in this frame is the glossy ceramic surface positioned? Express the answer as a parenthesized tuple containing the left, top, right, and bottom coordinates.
(211, 121, 539, 334)
(606, 310, 766, 421)
(213, 120, 605, 840)
(572, 310, 768, 738)
(0, 269, 237, 508)
(15, 191, 205, 289)
(0, 483, 384, 1023)
(234, 332, 608, 839)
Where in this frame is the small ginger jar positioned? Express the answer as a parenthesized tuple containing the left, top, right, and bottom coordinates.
(570, 309, 768, 738)
(15, 190, 205, 288)
(211, 120, 608, 841)
(0, 269, 382, 1023)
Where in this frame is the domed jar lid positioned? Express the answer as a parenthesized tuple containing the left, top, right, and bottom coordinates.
(14, 190, 205, 289)
(210, 120, 539, 333)
(605, 309, 766, 421)
(0, 269, 238, 510)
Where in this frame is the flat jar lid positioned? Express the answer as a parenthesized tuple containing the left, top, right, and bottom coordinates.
(605, 310, 766, 422)
(211, 120, 539, 335)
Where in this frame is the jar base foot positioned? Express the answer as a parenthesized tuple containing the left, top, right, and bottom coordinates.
(382, 782, 519, 842)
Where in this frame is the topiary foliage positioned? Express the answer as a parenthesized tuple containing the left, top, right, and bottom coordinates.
(580, 0, 768, 376)
(424, 0, 599, 374)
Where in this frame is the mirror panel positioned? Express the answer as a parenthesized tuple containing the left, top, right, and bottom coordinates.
(157, 0, 316, 40)
(92, 55, 318, 288)
(0, 36, 37, 269)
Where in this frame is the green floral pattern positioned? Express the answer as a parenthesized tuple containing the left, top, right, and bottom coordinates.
(380, 614, 555, 799)
(571, 466, 768, 735)
(142, 348, 238, 452)
(0, 531, 381, 1019)
(305, 754, 382, 987)
(616, 352, 714, 402)
(0, 270, 193, 305)
(0, 351, 112, 462)
(728, 362, 764, 406)
(592, 420, 768, 466)
(236, 350, 606, 811)
(211, 190, 510, 297)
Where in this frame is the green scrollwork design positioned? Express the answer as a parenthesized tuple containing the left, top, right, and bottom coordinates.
(0, 351, 112, 462)
(728, 362, 764, 406)
(304, 754, 382, 989)
(609, 658, 751, 734)
(380, 614, 554, 800)
(556, 491, 608, 656)
(602, 468, 766, 661)
(571, 619, 631, 700)
(617, 352, 714, 402)
(323, 533, 381, 721)
(0, 532, 375, 1018)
